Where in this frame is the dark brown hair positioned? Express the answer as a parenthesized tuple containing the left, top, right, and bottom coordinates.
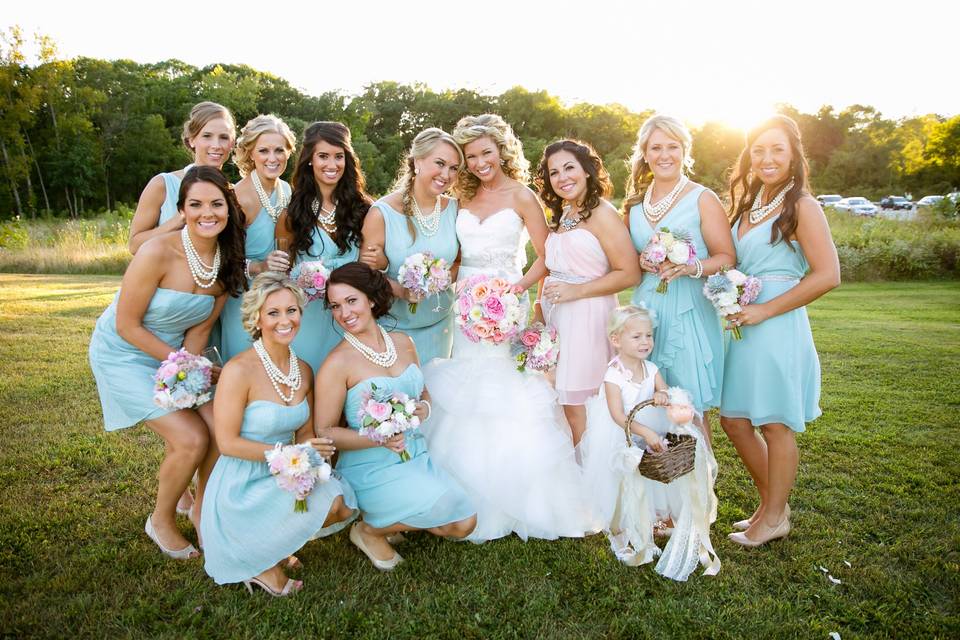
(535, 139, 612, 230)
(325, 261, 395, 319)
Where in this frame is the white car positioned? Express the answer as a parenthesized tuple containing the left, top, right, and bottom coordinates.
(916, 195, 944, 207)
(817, 194, 843, 207)
(835, 196, 878, 216)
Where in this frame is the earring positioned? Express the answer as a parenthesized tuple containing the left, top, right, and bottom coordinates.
(415, 165, 420, 175)
(501, 159, 506, 166)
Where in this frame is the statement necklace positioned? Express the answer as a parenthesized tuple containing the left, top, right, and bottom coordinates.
(749, 178, 795, 224)
(411, 194, 442, 236)
(311, 198, 337, 234)
(343, 325, 398, 368)
(558, 205, 584, 232)
(642, 175, 689, 223)
(253, 338, 302, 404)
(252, 171, 290, 222)
(181, 227, 220, 288)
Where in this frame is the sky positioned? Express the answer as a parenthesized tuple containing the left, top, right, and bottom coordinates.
(6, 0, 957, 129)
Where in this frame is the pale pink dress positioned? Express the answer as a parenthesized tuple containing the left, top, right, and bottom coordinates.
(541, 228, 617, 405)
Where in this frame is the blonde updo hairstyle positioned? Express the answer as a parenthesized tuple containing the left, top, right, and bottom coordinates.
(233, 114, 296, 178)
(241, 272, 307, 340)
(452, 114, 530, 202)
(622, 114, 695, 215)
(607, 304, 658, 338)
(391, 128, 463, 241)
(181, 101, 236, 152)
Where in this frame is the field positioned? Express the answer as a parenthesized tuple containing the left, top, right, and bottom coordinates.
(1, 275, 958, 638)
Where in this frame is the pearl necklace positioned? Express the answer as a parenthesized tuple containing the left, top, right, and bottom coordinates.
(410, 194, 442, 236)
(642, 175, 689, 223)
(311, 198, 337, 234)
(180, 227, 220, 288)
(253, 338, 302, 404)
(749, 178, 795, 224)
(343, 325, 398, 367)
(252, 171, 289, 222)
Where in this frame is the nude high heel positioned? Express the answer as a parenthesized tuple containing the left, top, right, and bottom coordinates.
(242, 577, 303, 597)
(350, 522, 403, 571)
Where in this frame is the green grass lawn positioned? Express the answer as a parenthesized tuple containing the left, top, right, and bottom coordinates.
(1, 275, 958, 639)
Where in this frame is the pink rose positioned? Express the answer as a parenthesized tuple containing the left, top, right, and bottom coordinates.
(489, 277, 510, 293)
(457, 295, 473, 314)
(520, 330, 540, 347)
(471, 283, 490, 301)
(482, 296, 505, 320)
(312, 272, 327, 289)
(365, 400, 392, 422)
(158, 362, 179, 379)
(473, 322, 494, 339)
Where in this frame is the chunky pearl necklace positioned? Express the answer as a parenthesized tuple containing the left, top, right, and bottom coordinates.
(643, 175, 689, 223)
(180, 227, 220, 288)
(749, 178, 795, 224)
(253, 338, 302, 404)
(252, 171, 290, 222)
(410, 194, 442, 236)
(311, 198, 337, 234)
(343, 325, 398, 367)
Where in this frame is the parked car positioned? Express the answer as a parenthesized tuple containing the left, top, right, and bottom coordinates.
(817, 194, 843, 207)
(916, 195, 944, 208)
(879, 195, 913, 210)
(834, 197, 879, 216)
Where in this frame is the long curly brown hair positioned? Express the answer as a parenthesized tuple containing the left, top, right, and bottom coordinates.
(535, 139, 612, 230)
(728, 115, 810, 246)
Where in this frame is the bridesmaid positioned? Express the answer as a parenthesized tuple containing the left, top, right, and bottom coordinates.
(536, 140, 641, 445)
(89, 166, 246, 558)
(314, 262, 476, 570)
(129, 102, 236, 254)
(202, 272, 357, 596)
(624, 115, 735, 447)
(220, 114, 296, 362)
(720, 115, 840, 547)
(360, 128, 462, 365)
(276, 121, 373, 372)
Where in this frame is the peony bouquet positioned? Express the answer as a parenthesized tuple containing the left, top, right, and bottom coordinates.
(702, 267, 762, 340)
(455, 274, 526, 345)
(153, 348, 213, 410)
(510, 322, 560, 372)
(642, 227, 697, 294)
(296, 260, 331, 303)
(398, 251, 452, 313)
(264, 443, 332, 512)
(357, 383, 421, 462)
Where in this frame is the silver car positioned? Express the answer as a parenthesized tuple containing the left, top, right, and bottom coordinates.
(835, 197, 878, 216)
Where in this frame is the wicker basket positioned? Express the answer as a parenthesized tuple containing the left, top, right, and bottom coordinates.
(624, 399, 697, 484)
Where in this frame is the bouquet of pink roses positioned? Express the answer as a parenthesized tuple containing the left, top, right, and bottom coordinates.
(397, 251, 452, 313)
(510, 322, 560, 372)
(702, 267, 762, 340)
(357, 383, 421, 462)
(264, 443, 332, 512)
(455, 274, 525, 345)
(642, 227, 697, 294)
(295, 259, 331, 303)
(152, 348, 213, 410)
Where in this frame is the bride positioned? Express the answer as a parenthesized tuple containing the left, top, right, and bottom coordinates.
(422, 114, 599, 542)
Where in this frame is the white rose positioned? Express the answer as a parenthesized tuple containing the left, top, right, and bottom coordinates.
(721, 304, 741, 316)
(667, 243, 691, 265)
(726, 269, 747, 286)
(533, 341, 551, 357)
(716, 291, 738, 307)
(659, 232, 676, 249)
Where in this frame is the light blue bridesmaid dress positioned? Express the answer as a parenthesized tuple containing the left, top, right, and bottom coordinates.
(89, 288, 214, 430)
(219, 181, 290, 362)
(338, 362, 475, 529)
(291, 227, 359, 373)
(379, 199, 459, 365)
(157, 164, 193, 225)
(201, 398, 358, 585)
(720, 215, 821, 432)
(629, 185, 724, 413)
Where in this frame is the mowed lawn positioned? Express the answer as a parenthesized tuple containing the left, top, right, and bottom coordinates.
(0, 274, 957, 639)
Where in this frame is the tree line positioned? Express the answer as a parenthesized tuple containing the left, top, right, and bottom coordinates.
(1, 26, 958, 220)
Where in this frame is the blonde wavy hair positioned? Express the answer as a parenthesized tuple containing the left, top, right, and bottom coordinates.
(232, 114, 296, 178)
(390, 128, 463, 241)
(607, 304, 658, 337)
(622, 114, 695, 214)
(181, 101, 236, 151)
(452, 114, 529, 202)
(241, 272, 307, 339)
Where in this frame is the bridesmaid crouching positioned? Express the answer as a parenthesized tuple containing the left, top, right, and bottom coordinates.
(314, 262, 476, 570)
(202, 273, 357, 596)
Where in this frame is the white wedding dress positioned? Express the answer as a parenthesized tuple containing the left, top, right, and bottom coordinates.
(421, 209, 600, 542)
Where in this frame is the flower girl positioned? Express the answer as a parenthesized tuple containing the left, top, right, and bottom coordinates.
(580, 305, 721, 581)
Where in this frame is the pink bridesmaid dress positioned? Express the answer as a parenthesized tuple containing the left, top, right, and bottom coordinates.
(541, 228, 616, 405)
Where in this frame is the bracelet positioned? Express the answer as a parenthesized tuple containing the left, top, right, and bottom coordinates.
(534, 299, 542, 306)
(244, 259, 252, 279)
(690, 259, 703, 279)
(420, 399, 432, 421)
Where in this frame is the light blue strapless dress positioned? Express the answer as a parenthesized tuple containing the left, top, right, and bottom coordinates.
(720, 215, 822, 432)
(89, 288, 215, 430)
(338, 363, 475, 529)
(201, 398, 358, 584)
(157, 165, 192, 225)
(629, 186, 724, 413)
(380, 199, 459, 365)
(291, 227, 359, 373)
(219, 182, 289, 362)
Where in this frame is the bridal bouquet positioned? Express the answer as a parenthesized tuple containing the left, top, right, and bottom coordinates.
(702, 267, 762, 340)
(357, 383, 421, 462)
(152, 348, 214, 410)
(455, 274, 525, 345)
(642, 227, 697, 294)
(295, 259, 331, 303)
(510, 322, 560, 372)
(264, 443, 332, 512)
(398, 251, 452, 313)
